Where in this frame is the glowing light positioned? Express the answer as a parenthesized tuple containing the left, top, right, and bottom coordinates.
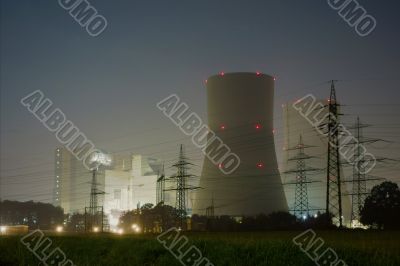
(256, 72, 261, 76)
(256, 162, 264, 168)
(255, 124, 262, 130)
(117, 228, 124, 235)
(314, 214, 318, 218)
(220, 124, 226, 130)
(220, 72, 225, 76)
(134, 227, 141, 233)
(273, 77, 277, 81)
(302, 215, 307, 220)
(218, 163, 223, 168)
(0, 226, 7, 234)
(56, 226, 63, 233)
(131, 224, 138, 229)
(93, 227, 99, 233)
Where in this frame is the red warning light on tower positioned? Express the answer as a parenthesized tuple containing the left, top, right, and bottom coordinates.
(255, 123, 262, 130)
(256, 162, 264, 168)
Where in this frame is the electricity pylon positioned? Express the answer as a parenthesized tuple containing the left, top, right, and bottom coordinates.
(343, 117, 386, 227)
(166, 144, 200, 230)
(284, 135, 321, 219)
(85, 152, 110, 233)
(205, 193, 215, 218)
(86, 167, 105, 232)
(156, 164, 165, 205)
(323, 80, 343, 227)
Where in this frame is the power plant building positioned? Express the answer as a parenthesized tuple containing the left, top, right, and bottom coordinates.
(54, 147, 95, 214)
(54, 148, 163, 227)
(103, 155, 163, 228)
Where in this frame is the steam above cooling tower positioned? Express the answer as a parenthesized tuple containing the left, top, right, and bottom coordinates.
(194, 72, 288, 216)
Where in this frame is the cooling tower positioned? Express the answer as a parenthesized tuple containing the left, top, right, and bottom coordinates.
(193, 72, 288, 216)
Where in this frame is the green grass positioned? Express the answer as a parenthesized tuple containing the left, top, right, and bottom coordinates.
(1, 231, 399, 265)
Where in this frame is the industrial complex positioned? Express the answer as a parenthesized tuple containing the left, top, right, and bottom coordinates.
(52, 72, 383, 229)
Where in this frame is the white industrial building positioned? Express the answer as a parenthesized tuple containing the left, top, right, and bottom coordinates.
(103, 155, 163, 229)
(54, 148, 164, 229)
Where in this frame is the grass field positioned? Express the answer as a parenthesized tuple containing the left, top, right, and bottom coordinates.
(1, 230, 399, 265)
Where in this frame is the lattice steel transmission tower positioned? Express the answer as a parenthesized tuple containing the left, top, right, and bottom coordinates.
(205, 193, 215, 218)
(84, 152, 110, 232)
(346, 117, 386, 226)
(325, 80, 343, 227)
(85, 167, 105, 232)
(351, 117, 368, 225)
(167, 144, 200, 230)
(156, 164, 165, 205)
(284, 135, 321, 219)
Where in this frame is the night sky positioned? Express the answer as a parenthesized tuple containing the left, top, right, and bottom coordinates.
(1, 0, 399, 203)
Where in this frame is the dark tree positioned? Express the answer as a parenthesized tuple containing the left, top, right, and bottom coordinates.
(360, 181, 400, 229)
(0, 200, 64, 230)
(264, 212, 299, 230)
(119, 203, 180, 233)
(66, 213, 86, 232)
(302, 212, 335, 229)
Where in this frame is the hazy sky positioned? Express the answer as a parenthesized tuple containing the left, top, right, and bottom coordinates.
(1, 0, 399, 203)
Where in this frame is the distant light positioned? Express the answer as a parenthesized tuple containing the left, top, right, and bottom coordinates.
(314, 214, 318, 218)
(302, 215, 307, 220)
(56, 226, 63, 233)
(0, 226, 7, 234)
(256, 72, 261, 76)
(117, 228, 124, 235)
(131, 223, 138, 229)
(255, 123, 262, 130)
(93, 226, 99, 233)
(218, 163, 223, 168)
(134, 227, 141, 233)
(273, 77, 277, 81)
(256, 162, 264, 168)
(220, 72, 225, 76)
(220, 124, 226, 130)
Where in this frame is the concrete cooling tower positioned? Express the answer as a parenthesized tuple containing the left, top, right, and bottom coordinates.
(193, 72, 288, 216)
